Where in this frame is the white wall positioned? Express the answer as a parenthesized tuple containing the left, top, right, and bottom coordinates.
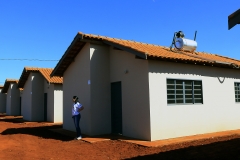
(6, 83, 20, 116)
(31, 72, 44, 121)
(63, 43, 151, 139)
(43, 80, 63, 123)
(6, 85, 12, 115)
(149, 60, 240, 141)
(44, 80, 54, 122)
(11, 83, 20, 115)
(0, 89, 6, 113)
(54, 84, 63, 123)
(109, 48, 150, 140)
(21, 74, 33, 121)
(63, 43, 91, 134)
(90, 44, 111, 135)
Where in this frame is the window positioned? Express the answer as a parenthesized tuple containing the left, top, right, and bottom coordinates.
(234, 82, 240, 102)
(167, 79, 203, 104)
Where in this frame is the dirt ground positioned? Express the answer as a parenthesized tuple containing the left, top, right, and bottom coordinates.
(1, 115, 240, 160)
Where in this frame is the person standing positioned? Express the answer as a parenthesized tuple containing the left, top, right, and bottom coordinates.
(72, 96, 84, 140)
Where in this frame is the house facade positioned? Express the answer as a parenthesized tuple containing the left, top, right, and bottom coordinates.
(0, 85, 6, 113)
(2, 79, 21, 116)
(51, 32, 240, 141)
(18, 67, 63, 122)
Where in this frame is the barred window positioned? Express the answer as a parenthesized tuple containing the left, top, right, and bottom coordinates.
(167, 79, 203, 104)
(234, 83, 240, 102)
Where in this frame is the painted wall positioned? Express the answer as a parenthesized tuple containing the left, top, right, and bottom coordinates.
(44, 80, 54, 122)
(109, 48, 150, 140)
(6, 83, 20, 116)
(31, 72, 44, 121)
(11, 83, 20, 115)
(149, 60, 240, 141)
(0, 89, 6, 113)
(63, 43, 150, 139)
(63, 43, 91, 134)
(90, 44, 111, 135)
(54, 84, 63, 123)
(6, 85, 12, 115)
(21, 73, 33, 121)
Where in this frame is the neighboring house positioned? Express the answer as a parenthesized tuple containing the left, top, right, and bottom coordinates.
(51, 32, 240, 141)
(0, 85, 6, 113)
(2, 79, 21, 116)
(18, 67, 63, 122)
(228, 9, 240, 30)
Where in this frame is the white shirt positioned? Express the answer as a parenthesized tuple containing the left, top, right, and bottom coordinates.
(72, 102, 83, 116)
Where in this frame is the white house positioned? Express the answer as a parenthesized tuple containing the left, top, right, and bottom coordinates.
(0, 85, 6, 113)
(18, 67, 63, 122)
(2, 79, 21, 116)
(51, 32, 240, 141)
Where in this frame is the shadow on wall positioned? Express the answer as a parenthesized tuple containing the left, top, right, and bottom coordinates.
(1, 124, 73, 141)
(149, 60, 240, 80)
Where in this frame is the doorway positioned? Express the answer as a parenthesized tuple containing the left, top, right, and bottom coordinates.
(44, 93, 47, 121)
(111, 82, 122, 135)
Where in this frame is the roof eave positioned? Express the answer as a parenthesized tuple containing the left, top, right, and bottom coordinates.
(51, 33, 84, 77)
(18, 68, 39, 88)
(2, 79, 18, 93)
(148, 56, 239, 69)
(102, 40, 147, 59)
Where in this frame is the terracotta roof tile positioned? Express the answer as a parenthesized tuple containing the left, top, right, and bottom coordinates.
(18, 67, 63, 88)
(51, 32, 240, 77)
(1, 79, 19, 93)
(79, 33, 216, 63)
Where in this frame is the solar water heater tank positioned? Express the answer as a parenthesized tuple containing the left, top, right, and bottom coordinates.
(174, 38, 197, 52)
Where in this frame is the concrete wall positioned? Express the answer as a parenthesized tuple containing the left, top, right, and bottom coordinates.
(149, 60, 240, 141)
(0, 89, 6, 113)
(31, 72, 44, 121)
(21, 74, 32, 121)
(6, 83, 20, 116)
(6, 85, 12, 115)
(63, 43, 150, 139)
(54, 84, 63, 123)
(43, 80, 63, 123)
(44, 80, 54, 122)
(109, 48, 150, 140)
(63, 43, 91, 134)
(90, 44, 111, 135)
(11, 83, 20, 115)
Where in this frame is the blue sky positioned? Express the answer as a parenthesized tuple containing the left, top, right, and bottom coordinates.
(0, 0, 239, 85)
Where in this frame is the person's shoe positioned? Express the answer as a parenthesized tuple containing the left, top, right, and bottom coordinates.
(76, 136, 82, 140)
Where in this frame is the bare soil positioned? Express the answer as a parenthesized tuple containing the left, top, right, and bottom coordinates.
(1, 115, 240, 160)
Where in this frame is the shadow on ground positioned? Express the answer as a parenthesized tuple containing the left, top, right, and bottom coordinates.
(126, 138, 240, 160)
(0, 117, 26, 123)
(0, 118, 73, 141)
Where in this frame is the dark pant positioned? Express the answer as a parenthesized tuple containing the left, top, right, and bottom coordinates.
(72, 114, 81, 137)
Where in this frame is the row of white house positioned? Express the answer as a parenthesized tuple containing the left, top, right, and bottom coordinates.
(1, 31, 240, 141)
(0, 68, 63, 123)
